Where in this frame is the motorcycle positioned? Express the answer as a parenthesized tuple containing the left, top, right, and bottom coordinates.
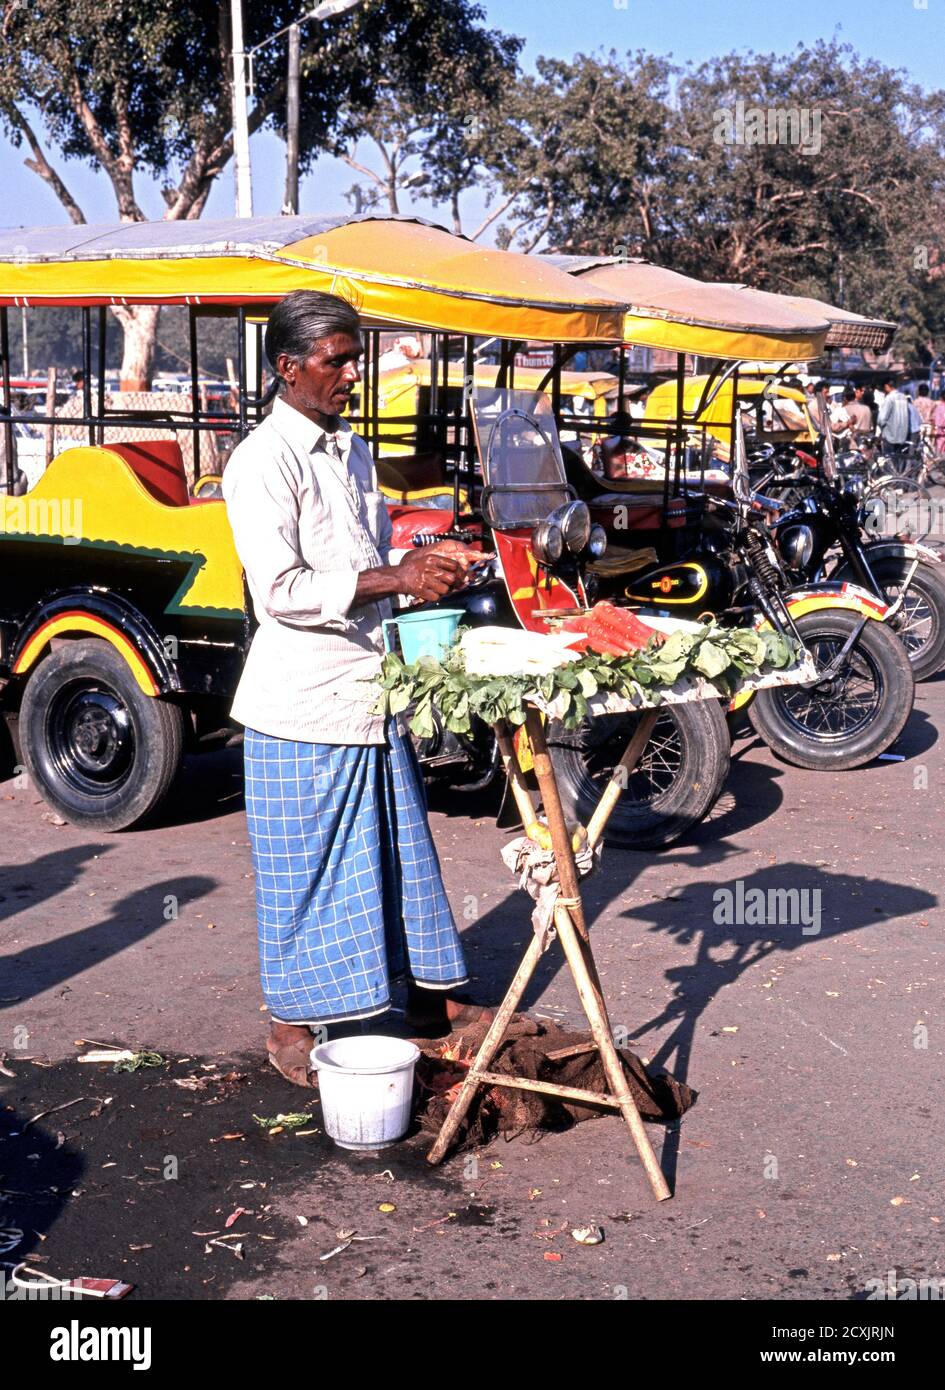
(560, 414, 914, 782)
(390, 394, 914, 849)
(751, 431, 945, 681)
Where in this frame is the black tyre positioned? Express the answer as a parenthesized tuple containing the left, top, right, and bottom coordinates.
(855, 557, 945, 681)
(546, 698, 731, 850)
(748, 611, 913, 770)
(19, 638, 184, 831)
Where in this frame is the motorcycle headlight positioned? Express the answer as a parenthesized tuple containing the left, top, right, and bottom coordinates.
(587, 524, 607, 559)
(777, 523, 814, 569)
(547, 499, 592, 554)
(531, 519, 564, 565)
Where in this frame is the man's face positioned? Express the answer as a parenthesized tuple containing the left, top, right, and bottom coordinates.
(280, 331, 362, 420)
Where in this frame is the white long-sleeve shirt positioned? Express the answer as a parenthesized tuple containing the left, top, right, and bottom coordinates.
(222, 394, 394, 744)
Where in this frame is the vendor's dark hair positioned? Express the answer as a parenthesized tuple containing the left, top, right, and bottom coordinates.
(265, 291, 361, 379)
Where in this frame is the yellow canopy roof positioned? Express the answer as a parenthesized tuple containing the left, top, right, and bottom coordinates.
(710, 284, 897, 351)
(0, 215, 626, 343)
(547, 255, 830, 362)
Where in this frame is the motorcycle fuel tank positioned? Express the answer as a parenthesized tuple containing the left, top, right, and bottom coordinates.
(622, 557, 731, 612)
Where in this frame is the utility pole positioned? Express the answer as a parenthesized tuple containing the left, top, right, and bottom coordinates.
(282, 23, 301, 215)
(231, 0, 253, 217)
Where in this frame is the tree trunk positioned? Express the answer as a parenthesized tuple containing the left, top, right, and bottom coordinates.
(111, 304, 161, 390)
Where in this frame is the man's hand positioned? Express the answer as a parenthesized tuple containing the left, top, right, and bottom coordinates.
(396, 548, 466, 602)
(426, 539, 485, 572)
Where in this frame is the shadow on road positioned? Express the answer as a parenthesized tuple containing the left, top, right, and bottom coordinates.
(456, 847, 936, 1195)
(0, 1100, 84, 1282)
(0, 873, 217, 1009)
(612, 862, 936, 1188)
(0, 844, 112, 927)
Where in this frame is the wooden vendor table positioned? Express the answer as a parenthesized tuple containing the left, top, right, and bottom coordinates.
(425, 652, 816, 1200)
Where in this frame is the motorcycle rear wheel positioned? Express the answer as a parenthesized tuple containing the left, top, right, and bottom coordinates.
(748, 610, 913, 770)
(546, 698, 731, 850)
(838, 555, 945, 681)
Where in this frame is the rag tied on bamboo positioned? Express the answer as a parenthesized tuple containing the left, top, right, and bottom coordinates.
(500, 836, 601, 951)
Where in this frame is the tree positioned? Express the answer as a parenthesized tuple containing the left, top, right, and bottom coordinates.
(0, 0, 520, 385)
(466, 50, 677, 253)
(487, 41, 945, 359)
(332, 4, 521, 235)
(665, 40, 945, 359)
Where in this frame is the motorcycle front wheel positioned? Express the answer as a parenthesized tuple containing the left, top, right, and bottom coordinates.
(546, 698, 731, 850)
(748, 610, 914, 770)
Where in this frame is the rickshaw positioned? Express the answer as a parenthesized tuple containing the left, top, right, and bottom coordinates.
(366, 359, 617, 461)
(0, 213, 640, 830)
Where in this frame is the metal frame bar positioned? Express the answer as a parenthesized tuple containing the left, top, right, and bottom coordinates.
(188, 306, 202, 479)
(236, 306, 248, 437)
(1, 305, 13, 494)
(81, 306, 93, 446)
(96, 306, 106, 444)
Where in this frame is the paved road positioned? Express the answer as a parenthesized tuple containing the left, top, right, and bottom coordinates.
(1, 677, 942, 1301)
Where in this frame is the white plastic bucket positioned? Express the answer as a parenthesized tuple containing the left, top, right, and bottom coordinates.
(310, 1035, 420, 1150)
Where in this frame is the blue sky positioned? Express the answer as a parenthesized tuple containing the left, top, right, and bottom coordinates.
(1, 0, 942, 234)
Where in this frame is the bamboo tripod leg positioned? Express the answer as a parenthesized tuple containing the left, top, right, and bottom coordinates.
(585, 709, 660, 849)
(426, 931, 544, 1165)
(553, 902, 671, 1200)
(494, 720, 541, 831)
(428, 725, 548, 1165)
(525, 709, 671, 1201)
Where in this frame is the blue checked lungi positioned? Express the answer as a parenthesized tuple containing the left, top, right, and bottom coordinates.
(243, 720, 468, 1025)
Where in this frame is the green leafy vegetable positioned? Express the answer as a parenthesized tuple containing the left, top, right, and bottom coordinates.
(374, 621, 800, 736)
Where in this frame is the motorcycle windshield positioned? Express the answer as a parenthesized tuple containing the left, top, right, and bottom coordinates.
(808, 395, 838, 481)
(471, 388, 573, 529)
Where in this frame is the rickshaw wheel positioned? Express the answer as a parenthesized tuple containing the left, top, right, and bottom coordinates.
(546, 698, 731, 850)
(19, 638, 184, 831)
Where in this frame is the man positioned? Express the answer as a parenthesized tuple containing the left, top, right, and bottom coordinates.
(842, 385, 872, 438)
(223, 290, 479, 1087)
(877, 377, 911, 449)
(915, 383, 934, 433)
(808, 380, 835, 439)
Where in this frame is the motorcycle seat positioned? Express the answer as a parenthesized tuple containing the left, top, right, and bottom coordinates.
(588, 544, 659, 578)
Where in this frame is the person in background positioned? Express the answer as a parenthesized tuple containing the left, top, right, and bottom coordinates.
(931, 394, 945, 457)
(843, 386, 872, 438)
(858, 384, 878, 430)
(809, 380, 834, 438)
(877, 378, 911, 449)
(914, 383, 934, 435)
